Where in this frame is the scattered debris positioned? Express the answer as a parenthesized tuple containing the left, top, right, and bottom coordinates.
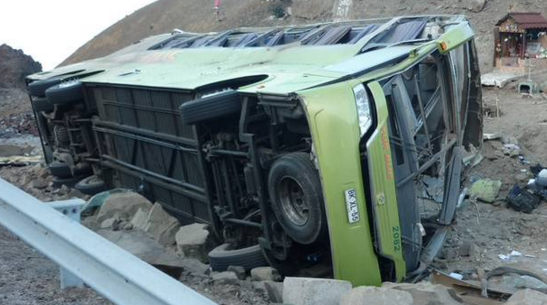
(507, 186, 541, 213)
(499, 250, 523, 261)
(469, 179, 502, 203)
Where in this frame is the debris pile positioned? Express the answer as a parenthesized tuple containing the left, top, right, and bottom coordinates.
(0, 163, 82, 201)
(0, 112, 38, 137)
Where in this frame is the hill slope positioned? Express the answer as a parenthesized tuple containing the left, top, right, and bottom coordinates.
(61, 0, 547, 72)
(0, 44, 42, 89)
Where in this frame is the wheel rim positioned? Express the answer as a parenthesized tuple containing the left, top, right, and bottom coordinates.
(278, 176, 309, 227)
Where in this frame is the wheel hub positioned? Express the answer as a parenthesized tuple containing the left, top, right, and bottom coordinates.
(279, 177, 309, 227)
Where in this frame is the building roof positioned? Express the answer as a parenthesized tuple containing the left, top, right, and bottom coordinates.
(497, 12, 547, 30)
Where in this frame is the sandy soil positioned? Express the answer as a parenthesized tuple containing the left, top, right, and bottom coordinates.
(442, 88, 547, 280)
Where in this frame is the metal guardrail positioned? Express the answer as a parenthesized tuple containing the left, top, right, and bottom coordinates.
(0, 178, 216, 305)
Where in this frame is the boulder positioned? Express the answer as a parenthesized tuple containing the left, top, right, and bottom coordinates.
(144, 203, 180, 246)
(212, 271, 240, 286)
(253, 281, 267, 294)
(459, 241, 481, 259)
(181, 258, 210, 276)
(100, 214, 122, 230)
(251, 267, 282, 282)
(506, 289, 547, 305)
(175, 223, 214, 262)
(130, 207, 150, 230)
(97, 229, 185, 271)
(96, 192, 152, 223)
(283, 277, 352, 305)
(469, 0, 486, 12)
(340, 286, 413, 305)
(31, 178, 48, 189)
(383, 282, 463, 305)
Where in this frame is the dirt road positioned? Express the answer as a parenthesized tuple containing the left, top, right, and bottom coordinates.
(0, 226, 111, 305)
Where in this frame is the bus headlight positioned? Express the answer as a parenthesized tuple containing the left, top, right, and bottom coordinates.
(353, 84, 372, 137)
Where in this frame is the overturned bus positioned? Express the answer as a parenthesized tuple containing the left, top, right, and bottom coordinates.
(26, 15, 482, 286)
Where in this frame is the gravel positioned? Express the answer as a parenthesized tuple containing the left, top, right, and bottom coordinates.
(0, 226, 112, 305)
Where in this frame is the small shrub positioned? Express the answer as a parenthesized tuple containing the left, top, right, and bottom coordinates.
(270, 3, 286, 18)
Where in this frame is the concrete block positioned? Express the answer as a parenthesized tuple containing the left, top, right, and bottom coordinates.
(340, 286, 413, 305)
(283, 277, 352, 305)
(383, 282, 461, 305)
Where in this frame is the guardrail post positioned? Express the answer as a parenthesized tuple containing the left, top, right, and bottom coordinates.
(50, 199, 86, 289)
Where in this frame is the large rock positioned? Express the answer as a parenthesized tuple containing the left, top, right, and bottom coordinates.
(340, 286, 413, 305)
(175, 223, 214, 262)
(96, 192, 153, 223)
(130, 207, 151, 230)
(251, 267, 282, 282)
(383, 282, 463, 305)
(181, 258, 210, 276)
(506, 289, 547, 305)
(97, 229, 185, 271)
(0, 44, 42, 89)
(144, 203, 180, 246)
(283, 277, 352, 305)
(469, 0, 486, 12)
(212, 271, 240, 286)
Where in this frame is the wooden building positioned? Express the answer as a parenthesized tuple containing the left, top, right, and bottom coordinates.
(494, 12, 547, 71)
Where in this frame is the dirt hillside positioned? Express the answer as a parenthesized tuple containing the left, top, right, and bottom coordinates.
(0, 44, 42, 89)
(61, 0, 547, 73)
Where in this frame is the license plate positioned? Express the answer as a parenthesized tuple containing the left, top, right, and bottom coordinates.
(344, 188, 360, 224)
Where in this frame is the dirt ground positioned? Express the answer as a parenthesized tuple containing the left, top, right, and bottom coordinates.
(443, 88, 547, 279)
(0, 227, 111, 305)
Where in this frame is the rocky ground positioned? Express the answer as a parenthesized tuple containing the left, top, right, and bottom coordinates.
(0, 227, 111, 305)
(440, 88, 547, 277)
